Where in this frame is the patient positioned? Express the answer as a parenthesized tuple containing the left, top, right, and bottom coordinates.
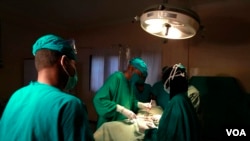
(94, 105, 163, 141)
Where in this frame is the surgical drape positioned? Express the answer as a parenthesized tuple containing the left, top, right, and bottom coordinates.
(144, 93, 201, 141)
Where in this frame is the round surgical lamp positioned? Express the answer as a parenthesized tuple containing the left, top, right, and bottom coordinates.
(140, 4, 200, 39)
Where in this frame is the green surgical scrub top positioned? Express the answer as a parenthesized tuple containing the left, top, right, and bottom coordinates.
(134, 83, 152, 102)
(93, 71, 138, 129)
(0, 81, 93, 141)
(151, 81, 170, 109)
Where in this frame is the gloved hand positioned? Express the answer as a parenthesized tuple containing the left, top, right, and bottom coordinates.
(151, 114, 162, 126)
(116, 104, 136, 120)
(152, 114, 161, 122)
(150, 100, 157, 107)
(138, 102, 152, 109)
(136, 118, 157, 133)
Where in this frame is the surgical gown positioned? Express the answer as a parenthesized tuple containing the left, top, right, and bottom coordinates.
(134, 83, 152, 102)
(0, 81, 93, 141)
(151, 81, 170, 109)
(144, 93, 201, 141)
(93, 71, 138, 129)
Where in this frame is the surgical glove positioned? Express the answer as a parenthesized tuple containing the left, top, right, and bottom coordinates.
(138, 102, 152, 109)
(136, 118, 156, 133)
(152, 114, 162, 126)
(152, 114, 161, 121)
(116, 104, 136, 120)
(150, 100, 157, 107)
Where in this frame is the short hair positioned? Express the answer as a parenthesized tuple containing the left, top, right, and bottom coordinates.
(34, 49, 63, 71)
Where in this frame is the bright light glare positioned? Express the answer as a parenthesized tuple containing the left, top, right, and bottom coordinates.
(162, 27, 182, 38)
(146, 24, 164, 33)
(143, 19, 184, 39)
(145, 19, 167, 25)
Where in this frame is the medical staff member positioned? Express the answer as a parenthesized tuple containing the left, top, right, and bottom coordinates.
(143, 64, 201, 141)
(93, 57, 152, 129)
(151, 66, 170, 109)
(0, 34, 94, 141)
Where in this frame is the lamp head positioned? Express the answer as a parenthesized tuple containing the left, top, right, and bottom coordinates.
(140, 4, 200, 39)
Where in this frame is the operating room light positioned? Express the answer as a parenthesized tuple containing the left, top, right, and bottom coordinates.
(139, 3, 201, 39)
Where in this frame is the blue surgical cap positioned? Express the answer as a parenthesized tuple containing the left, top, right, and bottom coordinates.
(32, 34, 77, 60)
(129, 57, 148, 77)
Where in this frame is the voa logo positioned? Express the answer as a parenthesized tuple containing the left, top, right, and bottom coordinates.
(226, 129, 246, 136)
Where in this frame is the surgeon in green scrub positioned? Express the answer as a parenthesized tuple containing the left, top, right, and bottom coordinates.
(0, 34, 94, 141)
(143, 64, 201, 141)
(93, 57, 152, 129)
(151, 66, 170, 109)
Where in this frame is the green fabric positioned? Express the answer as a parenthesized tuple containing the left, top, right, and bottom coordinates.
(129, 57, 148, 77)
(144, 93, 201, 141)
(0, 82, 93, 141)
(151, 81, 170, 109)
(32, 34, 76, 60)
(134, 83, 152, 102)
(189, 76, 250, 140)
(93, 71, 138, 129)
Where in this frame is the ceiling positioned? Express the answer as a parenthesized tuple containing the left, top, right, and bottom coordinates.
(0, 0, 238, 31)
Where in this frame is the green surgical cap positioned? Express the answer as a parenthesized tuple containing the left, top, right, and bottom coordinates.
(129, 57, 148, 77)
(32, 34, 77, 60)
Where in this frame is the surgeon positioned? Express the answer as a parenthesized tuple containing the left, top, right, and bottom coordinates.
(93, 57, 152, 129)
(151, 66, 170, 109)
(0, 34, 94, 141)
(143, 63, 201, 141)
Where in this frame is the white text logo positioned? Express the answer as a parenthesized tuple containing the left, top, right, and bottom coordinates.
(226, 129, 246, 136)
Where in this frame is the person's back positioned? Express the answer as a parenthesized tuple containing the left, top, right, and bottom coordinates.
(157, 92, 200, 141)
(144, 64, 201, 141)
(0, 82, 92, 140)
(0, 34, 93, 141)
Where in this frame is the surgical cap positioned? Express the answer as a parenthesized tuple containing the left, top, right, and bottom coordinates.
(129, 57, 148, 77)
(32, 34, 77, 60)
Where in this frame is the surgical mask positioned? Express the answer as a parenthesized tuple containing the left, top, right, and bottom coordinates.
(61, 59, 78, 91)
(64, 72, 78, 91)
